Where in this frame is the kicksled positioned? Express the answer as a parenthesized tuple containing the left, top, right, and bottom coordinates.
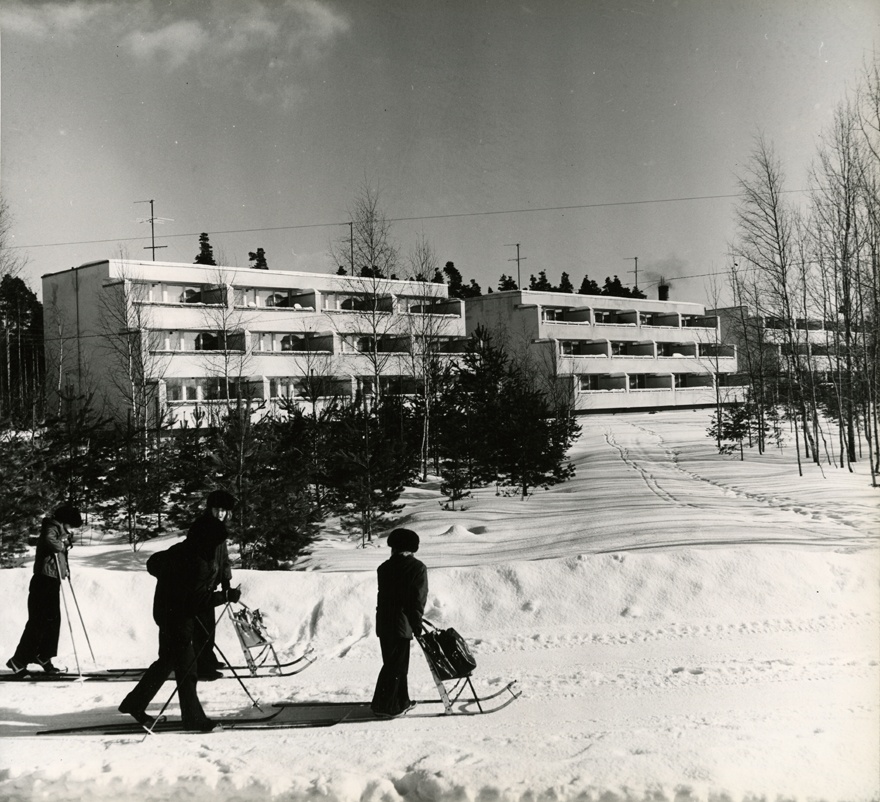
(37, 618, 519, 735)
(416, 618, 520, 715)
(3, 602, 315, 684)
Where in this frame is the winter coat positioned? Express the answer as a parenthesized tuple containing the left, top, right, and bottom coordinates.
(147, 512, 230, 626)
(33, 518, 72, 580)
(375, 552, 428, 640)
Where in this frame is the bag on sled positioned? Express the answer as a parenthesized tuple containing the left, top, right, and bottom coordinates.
(228, 604, 282, 675)
(416, 618, 477, 680)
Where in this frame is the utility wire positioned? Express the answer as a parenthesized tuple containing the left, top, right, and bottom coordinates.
(8, 189, 811, 251)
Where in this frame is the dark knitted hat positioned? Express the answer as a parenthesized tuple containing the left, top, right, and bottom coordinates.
(54, 504, 83, 528)
(206, 490, 237, 510)
(387, 527, 420, 553)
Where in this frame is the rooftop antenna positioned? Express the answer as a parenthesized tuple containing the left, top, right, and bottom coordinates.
(625, 256, 639, 290)
(135, 200, 173, 261)
(504, 243, 527, 289)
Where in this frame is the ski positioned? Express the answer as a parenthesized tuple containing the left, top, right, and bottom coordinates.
(38, 705, 344, 736)
(276, 680, 520, 710)
(1, 652, 316, 683)
(273, 680, 521, 720)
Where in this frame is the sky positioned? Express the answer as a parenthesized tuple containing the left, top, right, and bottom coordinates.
(2, 0, 879, 306)
(1, 410, 877, 800)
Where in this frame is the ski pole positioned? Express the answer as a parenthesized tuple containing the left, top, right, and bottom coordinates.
(65, 574, 96, 663)
(197, 614, 262, 711)
(55, 555, 82, 678)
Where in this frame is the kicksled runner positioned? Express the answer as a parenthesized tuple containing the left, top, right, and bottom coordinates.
(37, 618, 519, 735)
(415, 618, 520, 715)
(4, 603, 315, 684)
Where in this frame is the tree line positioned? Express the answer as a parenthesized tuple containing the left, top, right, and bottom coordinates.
(0, 324, 579, 569)
(711, 58, 879, 487)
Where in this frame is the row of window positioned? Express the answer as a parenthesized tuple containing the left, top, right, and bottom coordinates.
(139, 282, 460, 316)
(560, 341, 735, 358)
(578, 373, 719, 392)
(152, 330, 467, 355)
(543, 309, 717, 328)
(164, 375, 421, 402)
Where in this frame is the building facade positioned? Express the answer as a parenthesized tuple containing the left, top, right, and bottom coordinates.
(42, 259, 466, 426)
(466, 290, 739, 413)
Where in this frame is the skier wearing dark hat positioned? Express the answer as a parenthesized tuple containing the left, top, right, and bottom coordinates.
(118, 489, 240, 732)
(371, 527, 428, 717)
(189, 490, 238, 680)
(6, 503, 83, 676)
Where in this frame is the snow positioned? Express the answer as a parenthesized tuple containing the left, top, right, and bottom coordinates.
(1, 409, 878, 802)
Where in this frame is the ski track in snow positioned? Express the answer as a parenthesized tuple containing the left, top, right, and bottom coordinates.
(0, 410, 877, 802)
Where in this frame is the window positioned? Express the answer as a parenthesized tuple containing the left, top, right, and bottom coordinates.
(269, 377, 302, 399)
(579, 375, 600, 391)
(266, 292, 289, 308)
(281, 334, 302, 352)
(165, 378, 200, 402)
(195, 332, 220, 351)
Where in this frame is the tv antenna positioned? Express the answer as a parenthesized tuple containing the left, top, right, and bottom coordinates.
(135, 200, 173, 260)
(625, 256, 639, 290)
(504, 243, 527, 289)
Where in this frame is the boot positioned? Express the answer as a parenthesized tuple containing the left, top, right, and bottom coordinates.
(5, 658, 27, 676)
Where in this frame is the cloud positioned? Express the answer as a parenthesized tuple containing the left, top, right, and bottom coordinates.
(121, 0, 349, 69)
(3, 1, 350, 84)
(124, 19, 210, 68)
(2, 0, 349, 110)
(0, 1, 120, 39)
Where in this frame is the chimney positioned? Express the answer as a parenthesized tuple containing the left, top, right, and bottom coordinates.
(658, 281, 669, 301)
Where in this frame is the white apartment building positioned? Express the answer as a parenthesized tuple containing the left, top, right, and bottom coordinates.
(466, 290, 739, 413)
(712, 306, 838, 379)
(42, 259, 466, 426)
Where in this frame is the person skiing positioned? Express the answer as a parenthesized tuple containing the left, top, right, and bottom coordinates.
(188, 491, 236, 680)
(371, 527, 428, 718)
(118, 489, 241, 731)
(6, 503, 83, 676)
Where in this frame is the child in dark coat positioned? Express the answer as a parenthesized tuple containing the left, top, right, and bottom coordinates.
(371, 528, 428, 717)
(118, 491, 240, 731)
(7, 504, 83, 675)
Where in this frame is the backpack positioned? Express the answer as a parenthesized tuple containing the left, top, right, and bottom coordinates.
(146, 542, 185, 578)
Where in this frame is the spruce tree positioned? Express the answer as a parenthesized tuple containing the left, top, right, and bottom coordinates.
(578, 275, 601, 295)
(248, 248, 269, 269)
(443, 261, 465, 298)
(324, 395, 419, 546)
(194, 233, 217, 266)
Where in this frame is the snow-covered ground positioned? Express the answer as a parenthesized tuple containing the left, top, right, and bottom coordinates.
(1, 410, 877, 802)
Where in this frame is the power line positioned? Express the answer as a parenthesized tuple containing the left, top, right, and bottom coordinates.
(8, 189, 811, 252)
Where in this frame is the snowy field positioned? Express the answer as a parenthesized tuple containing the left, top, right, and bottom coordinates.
(1, 409, 877, 802)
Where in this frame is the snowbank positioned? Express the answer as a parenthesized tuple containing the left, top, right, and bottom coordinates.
(0, 410, 877, 802)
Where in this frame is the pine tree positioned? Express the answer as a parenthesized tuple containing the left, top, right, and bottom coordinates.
(0, 275, 44, 423)
(498, 274, 518, 291)
(324, 395, 419, 546)
(0, 428, 54, 566)
(530, 271, 553, 291)
(601, 275, 627, 297)
(248, 248, 269, 269)
(443, 261, 465, 298)
(460, 278, 482, 298)
(578, 275, 601, 295)
(558, 272, 574, 293)
(194, 233, 217, 266)
(435, 326, 580, 499)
